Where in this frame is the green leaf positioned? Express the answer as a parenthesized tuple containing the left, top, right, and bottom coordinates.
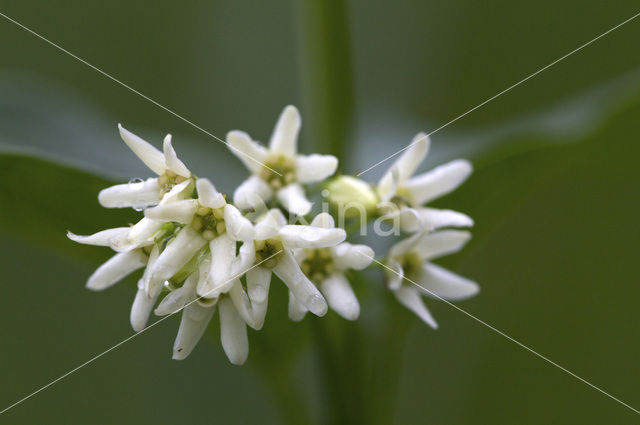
(0, 154, 139, 264)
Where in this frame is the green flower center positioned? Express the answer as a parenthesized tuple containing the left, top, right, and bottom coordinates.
(157, 169, 190, 194)
(191, 205, 226, 240)
(254, 238, 285, 268)
(399, 251, 422, 283)
(389, 187, 414, 208)
(259, 154, 296, 189)
(300, 248, 335, 284)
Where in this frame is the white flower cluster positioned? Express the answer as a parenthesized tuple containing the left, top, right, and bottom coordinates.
(68, 105, 478, 364)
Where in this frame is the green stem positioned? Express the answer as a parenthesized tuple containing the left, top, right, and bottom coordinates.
(296, 2, 359, 424)
(295, 0, 354, 161)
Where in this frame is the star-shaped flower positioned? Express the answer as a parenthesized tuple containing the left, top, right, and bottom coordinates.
(226, 105, 338, 215)
(376, 133, 474, 232)
(144, 178, 254, 289)
(227, 209, 347, 319)
(98, 125, 192, 209)
(288, 213, 374, 321)
(68, 180, 193, 331)
(385, 229, 479, 328)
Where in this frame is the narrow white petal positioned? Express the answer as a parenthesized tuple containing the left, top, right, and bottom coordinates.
(226, 130, 268, 174)
(273, 250, 327, 316)
(110, 218, 162, 252)
(219, 296, 249, 365)
(295, 154, 338, 183)
(151, 226, 206, 282)
(416, 207, 474, 231)
(393, 286, 438, 328)
(388, 231, 423, 258)
(279, 225, 346, 249)
(418, 263, 479, 301)
(86, 250, 147, 291)
(378, 133, 430, 197)
(231, 241, 256, 277)
(331, 243, 374, 271)
(291, 247, 305, 263)
(377, 167, 400, 203)
(67, 227, 130, 247)
(404, 159, 472, 205)
(320, 273, 359, 320)
(398, 206, 423, 232)
(253, 208, 286, 240)
(98, 178, 160, 209)
(414, 230, 472, 261)
(199, 234, 235, 298)
(288, 291, 308, 321)
(385, 258, 405, 290)
(118, 124, 166, 175)
(224, 204, 254, 241)
(233, 175, 272, 211)
(246, 267, 271, 329)
(195, 255, 212, 296)
(141, 245, 162, 297)
(229, 281, 257, 329)
(144, 199, 198, 224)
(162, 134, 190, 177)
(155, 271, 199, 316)
(310, 212, 335, 229)
(130, 284, 160, 332)
(269, 105, 300, 157)
(277, 184, 312, 216)
(160, 179, 194, 203)
(127, 218, 162, 244)
(196, 178, 226, 209)
(172, 303, 216, 360)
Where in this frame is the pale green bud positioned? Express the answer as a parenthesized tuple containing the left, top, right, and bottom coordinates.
(326, 176, 378, 214)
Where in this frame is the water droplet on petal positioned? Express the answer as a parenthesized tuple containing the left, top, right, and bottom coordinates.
(128, 177, 145, 189)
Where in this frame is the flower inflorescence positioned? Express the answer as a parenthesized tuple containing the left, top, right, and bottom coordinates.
(68, 105, 478, 365)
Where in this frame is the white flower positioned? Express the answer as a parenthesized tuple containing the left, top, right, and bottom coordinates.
(67, 180, 194, 331)
(376, 133, 474, 232)
(237, 209, 347, 318)
(290, 213, 374, 321)
(226, 105, 338, 215)
(154, 261, 258, 365)
(386, 229, 479, 328)
(68, 179, 193, 253)
(144, 178, 254, 293)
(98, 125, 192, 209)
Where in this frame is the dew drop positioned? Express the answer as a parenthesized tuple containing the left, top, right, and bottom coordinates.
(128, 178, 147, 211)
(128, 177, 145, 189)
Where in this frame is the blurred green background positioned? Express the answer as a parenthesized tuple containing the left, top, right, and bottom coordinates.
(1, 1, 639, 424)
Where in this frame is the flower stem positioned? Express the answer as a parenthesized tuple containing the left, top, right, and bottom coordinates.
(295, 2, 361, 423)
(295, 0, 354, 161)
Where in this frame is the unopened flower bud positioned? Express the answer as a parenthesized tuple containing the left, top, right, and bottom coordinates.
(326, 176, 378, 214)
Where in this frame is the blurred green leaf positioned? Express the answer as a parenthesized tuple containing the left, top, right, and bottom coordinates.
(0, 154, 138, 265)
